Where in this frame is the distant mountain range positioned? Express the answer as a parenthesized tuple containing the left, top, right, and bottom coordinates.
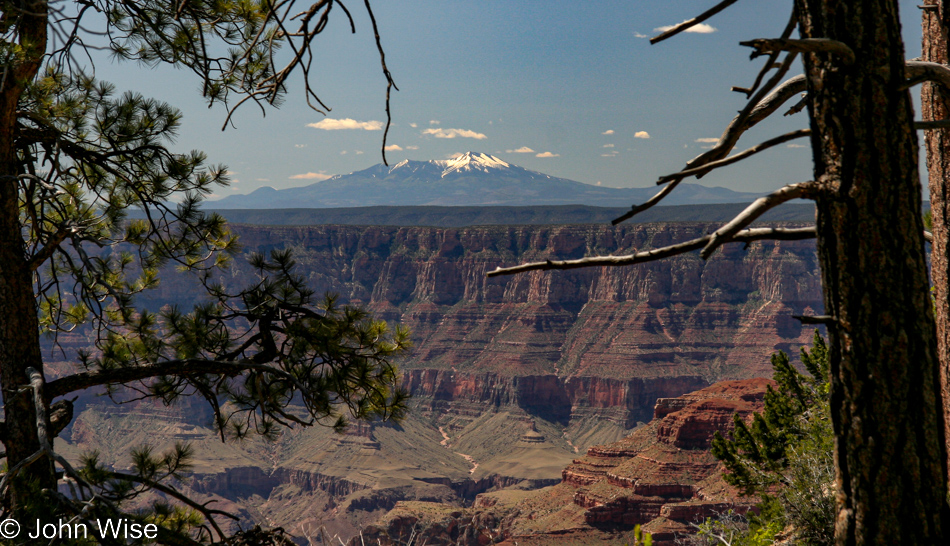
(206, 204, 818, 227)
(210, 152, 764, 209)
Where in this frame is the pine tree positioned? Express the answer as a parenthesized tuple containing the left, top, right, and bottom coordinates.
(710, 332, 834, 545)
(0, 1, 401, 541)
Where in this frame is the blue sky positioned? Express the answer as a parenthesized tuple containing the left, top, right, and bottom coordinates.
(90, 1, 927, 199)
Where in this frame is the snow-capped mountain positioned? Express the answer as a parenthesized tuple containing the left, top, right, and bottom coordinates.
(211, 152, 761, 209)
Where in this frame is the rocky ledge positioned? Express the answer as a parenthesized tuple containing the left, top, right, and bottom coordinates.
(356, 378, 773, 546)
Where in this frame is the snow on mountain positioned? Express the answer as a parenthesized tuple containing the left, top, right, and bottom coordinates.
(432, 152, 513, 176)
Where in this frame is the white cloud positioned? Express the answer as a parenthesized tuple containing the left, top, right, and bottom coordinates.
(409, 123, 418, 128)
(695, 137, 720, 143)
(355, 150, 364, 155)
(294, 144, 307, 148)
(340, 150, 348, 155)
(601, 153, 616, 157)
(406, 145, 420, 150)
(307, 118, 383, 131)
(384, 144, 403, 151)
(654, 22, 717, 34)
(634, 131, 651, 139)
(536, 152, 560, 158)
(602, 129, 615, 135)
(423, 128, 488, 140)
(255, 178, 270, 182)
(633, 32, 649, 39)
(603, 144, 615, 148)
(507, 146, 535, 153)
(787, 143, 807, 148)
(429, 120, 441, 125)
(289, 172, 332, 181)
(596, 181, 603, 186)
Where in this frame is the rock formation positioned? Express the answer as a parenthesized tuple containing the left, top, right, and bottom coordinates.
(358, 379, 772, 546)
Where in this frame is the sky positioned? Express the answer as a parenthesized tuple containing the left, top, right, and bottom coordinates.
(87, 0, 927, 199)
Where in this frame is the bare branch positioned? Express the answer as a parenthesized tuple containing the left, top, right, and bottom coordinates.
(650, 0, 740, 45)
(916, 120, 950, 130)
(612, 72, 806, 225)
(657, 129, 811, 185)
(733, 6, 799, 97)
(27, 368, 50, 452)
(905, 60, 950, 91)
(741, 38, 856, 65)
(701, 181, 818, 259)
(487, 227, 816, 277)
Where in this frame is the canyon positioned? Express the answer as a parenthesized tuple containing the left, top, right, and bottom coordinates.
(51, 220, 823, 542)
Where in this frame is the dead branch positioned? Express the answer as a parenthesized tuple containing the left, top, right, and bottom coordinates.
(614, 60, 950, 227)
(657, 129, 811, 185)
(701, 181, 818, 259)
(740, 38, 856, 65)
(917, 120, 950, 129)
(733, 6, 799, 97)
(650, 0, 741, 44)
(487, 227, 815, 277)
(27, 368, 50, 452)
(905, 61, 950, 91)
(612, 74, 807, 225)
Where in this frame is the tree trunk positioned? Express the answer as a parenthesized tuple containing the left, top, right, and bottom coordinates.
(795, 0, 950, 543)
(922, 0, 950, 478)
(0, 0, 54, 505)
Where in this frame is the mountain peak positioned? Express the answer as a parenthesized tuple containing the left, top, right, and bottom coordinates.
(435, 152, 512, 177)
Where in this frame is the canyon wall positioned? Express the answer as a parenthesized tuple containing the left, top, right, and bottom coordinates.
(54, 221, 823, 542)
(143, 222, 822, 408)
(146, 222, 823, 381)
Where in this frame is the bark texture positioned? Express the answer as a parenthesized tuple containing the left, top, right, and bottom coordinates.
(922, 0, 950, 477)
(796, 0, 950, 543)
(0, 0, 53, 499)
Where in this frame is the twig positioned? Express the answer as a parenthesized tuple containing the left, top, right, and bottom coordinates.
(650, 0, 740, 45)
(793, 315, 836, 325)
(487, 227, 816, 277)
(363, 0, 398, 165)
